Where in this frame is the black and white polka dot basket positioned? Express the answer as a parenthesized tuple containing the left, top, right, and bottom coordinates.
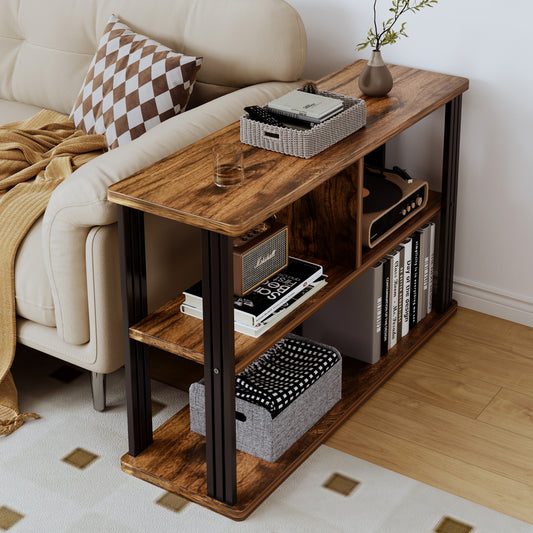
(189, 334, 342, 463)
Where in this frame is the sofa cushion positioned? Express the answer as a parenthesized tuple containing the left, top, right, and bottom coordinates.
(0, 99, 44, 125)
(0, 0, 305, 116)
(70, 15, 202, 149)
(14, 217, 56, 327)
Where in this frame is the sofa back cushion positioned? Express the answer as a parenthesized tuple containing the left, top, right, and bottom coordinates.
(0, 0, 306, 115)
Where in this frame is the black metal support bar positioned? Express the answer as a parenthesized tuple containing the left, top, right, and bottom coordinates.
(436, 95, 462, 313)
(117, 205, 152, 456)
(201, 230, 237, 505)
(365, 143, 387, 168)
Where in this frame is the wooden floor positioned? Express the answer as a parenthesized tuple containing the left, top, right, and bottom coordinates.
(327, 307, 533, 524)
(151, 307, 533, 523)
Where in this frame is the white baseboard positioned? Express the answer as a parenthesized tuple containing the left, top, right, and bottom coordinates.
(453, 277, 533, 327)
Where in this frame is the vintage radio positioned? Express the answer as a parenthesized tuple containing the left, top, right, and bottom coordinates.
(233, 218, 288, 296)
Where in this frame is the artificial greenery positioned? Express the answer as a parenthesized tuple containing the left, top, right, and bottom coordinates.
(357, 0, 438, 52)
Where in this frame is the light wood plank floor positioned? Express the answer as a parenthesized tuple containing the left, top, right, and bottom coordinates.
(327, 307, 533, 524)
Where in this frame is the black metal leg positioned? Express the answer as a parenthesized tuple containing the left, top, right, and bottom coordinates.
(201, 230, 236, 505)
(117, 205, 152, 456)
(365, 143, 387, 168)
(436, 95, 462, 313)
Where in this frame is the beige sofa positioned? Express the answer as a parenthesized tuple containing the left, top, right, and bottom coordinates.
(1, 0, 306, 409)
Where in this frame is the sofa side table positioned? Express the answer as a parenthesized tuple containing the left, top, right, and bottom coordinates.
(108, 60, 468, 520)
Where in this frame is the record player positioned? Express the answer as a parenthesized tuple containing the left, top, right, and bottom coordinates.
(362, 166, 428, 248)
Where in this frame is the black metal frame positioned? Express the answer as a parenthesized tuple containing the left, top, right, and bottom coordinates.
(117, 205, 152, 456)
(436, 95, 462, 313)
(201, 230, 237, 505)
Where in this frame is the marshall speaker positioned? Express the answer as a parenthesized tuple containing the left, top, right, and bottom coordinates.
(233, 218, 288, 296)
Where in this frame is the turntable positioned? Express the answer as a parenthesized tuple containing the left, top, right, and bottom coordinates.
(362, 166, 428, 248)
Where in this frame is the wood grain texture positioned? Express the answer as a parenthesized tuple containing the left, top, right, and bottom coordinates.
(277, 159, 363, 269)
(343, 387, 533, 487)
(108, 62, 467, 236)
(478, 388, 533, 440)
(122, 304, 457, 520)
(326, 422, 533, 525)
(328, 307, 533, 526)
(415, 313, 533, 397)
(383, 359, 500, 419)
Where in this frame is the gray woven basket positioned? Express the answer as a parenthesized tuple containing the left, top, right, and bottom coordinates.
(240, 90, 366, 159)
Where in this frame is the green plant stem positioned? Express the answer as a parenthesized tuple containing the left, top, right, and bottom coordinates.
(376, 1, 410, 49)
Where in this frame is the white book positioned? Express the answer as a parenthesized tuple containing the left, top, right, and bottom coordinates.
(266, 90, 343, 123)
(386, 249, 400, 349)
(181, 278, 327, 338)
(427, 222, 435, 314)
(399, 238, 412, 337)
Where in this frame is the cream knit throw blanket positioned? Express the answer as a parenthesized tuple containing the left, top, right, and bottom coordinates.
(0, 109, 106, 435)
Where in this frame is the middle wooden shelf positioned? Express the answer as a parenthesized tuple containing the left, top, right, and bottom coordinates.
(129, 190, 441, 374)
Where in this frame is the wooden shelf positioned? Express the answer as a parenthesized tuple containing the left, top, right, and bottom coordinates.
(130, 191, 442, 373)
(122, 301, 457, 520)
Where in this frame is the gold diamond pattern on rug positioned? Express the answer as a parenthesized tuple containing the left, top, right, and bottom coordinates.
(151, 400, 166, 417)
(49, 365, 84, 383)
(434, 516, 474, 533)
(0, 506, 24, 530)
(155, 492, 189, 513)
(322, 472, 360, 496)
(61, 447, 99, 469)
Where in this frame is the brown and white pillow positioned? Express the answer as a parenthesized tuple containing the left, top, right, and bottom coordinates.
(70, 14, 202, 149)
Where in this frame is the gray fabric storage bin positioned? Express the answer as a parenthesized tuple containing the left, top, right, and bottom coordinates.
(189, 335, 342, 463)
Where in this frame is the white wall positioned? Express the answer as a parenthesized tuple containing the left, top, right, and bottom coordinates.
(286, 0, 533, 326)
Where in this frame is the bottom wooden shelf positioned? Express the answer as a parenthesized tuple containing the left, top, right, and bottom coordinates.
(121, 302, 457, 520)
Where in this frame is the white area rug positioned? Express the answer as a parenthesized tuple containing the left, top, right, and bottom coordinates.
(2, 347, 532, 533)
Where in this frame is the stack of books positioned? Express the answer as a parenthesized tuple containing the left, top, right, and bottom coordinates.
(303, 221, 435, 364)
(181, 257, 326, 338)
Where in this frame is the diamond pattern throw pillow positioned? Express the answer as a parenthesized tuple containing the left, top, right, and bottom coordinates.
(70, 15, 202, 149)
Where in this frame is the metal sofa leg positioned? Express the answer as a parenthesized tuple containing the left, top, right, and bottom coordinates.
(91, 372, 106, 412)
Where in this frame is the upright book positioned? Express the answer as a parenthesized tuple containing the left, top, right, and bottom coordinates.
(399, 237, 412, 337)
(381, 257, 391, 355)
(416, 224, 431, 323)
(426, 222, 436, 314)
(386, 248, 401, 350)
(182, 256, 323, 326)
(409, 231, 421, 329)
(302, 261, 383, 364)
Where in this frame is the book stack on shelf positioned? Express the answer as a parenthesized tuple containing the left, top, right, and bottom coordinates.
(303, 221, 435, 364)
(181, 257, 326, 338)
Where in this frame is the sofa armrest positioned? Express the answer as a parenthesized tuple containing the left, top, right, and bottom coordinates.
(42, 80, 302, 344)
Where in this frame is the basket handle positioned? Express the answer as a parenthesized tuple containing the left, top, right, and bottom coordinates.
(263, 130, 280, 140)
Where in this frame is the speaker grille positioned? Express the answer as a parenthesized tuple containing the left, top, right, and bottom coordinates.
(241, 228, 288, 293)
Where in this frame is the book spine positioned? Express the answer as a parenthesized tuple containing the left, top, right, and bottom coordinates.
(417, 225, 429, 323)
(387, 250, 400, 350)
(254, 266, 323, 325)
(238, 279, 327, 338)
(372, 261, 384, 363)
(400, 238, 412, 337)
(381, 258, 391, 355)
(397, 246, 405, 342)
(427, 222, 435, 314)
(409, 231, 420, 329)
